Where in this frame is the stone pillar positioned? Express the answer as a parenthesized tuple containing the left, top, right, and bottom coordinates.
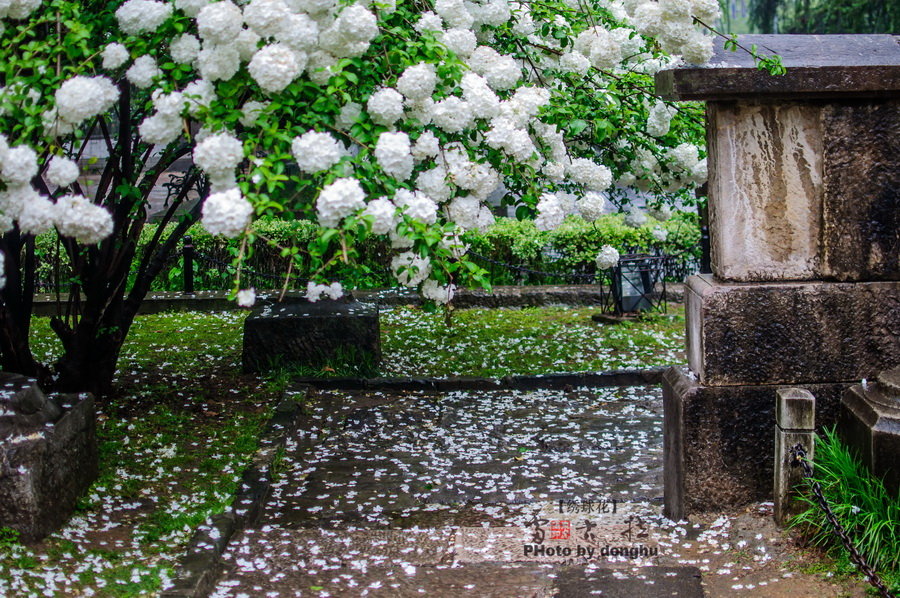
(773, 388, 815, 525)
(656, 35, 900, 519)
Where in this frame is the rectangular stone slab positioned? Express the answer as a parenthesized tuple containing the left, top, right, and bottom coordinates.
(656, 35, 900, 101)
(706, 99, 900, 282)
(662, 367, 846, 519)
(686, 275, 900, 386)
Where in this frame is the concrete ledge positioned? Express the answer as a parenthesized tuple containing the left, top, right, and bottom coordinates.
(686, 274, 900, 386)
(290, 367, 668, 392)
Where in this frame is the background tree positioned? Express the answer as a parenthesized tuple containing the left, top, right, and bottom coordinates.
(0, 0, 720, 396)
(748, 0, 899, 33)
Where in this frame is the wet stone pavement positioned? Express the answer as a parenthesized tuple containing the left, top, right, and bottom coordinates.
(207, 387, 866, 598)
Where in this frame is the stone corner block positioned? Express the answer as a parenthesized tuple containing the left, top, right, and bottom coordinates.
(685, 275, 900, 387)
(0, 391, 98, 542)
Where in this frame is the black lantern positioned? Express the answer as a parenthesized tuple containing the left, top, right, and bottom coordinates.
(611, 253, 667, 315)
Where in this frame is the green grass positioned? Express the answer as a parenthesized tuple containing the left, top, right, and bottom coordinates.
(790, 427, 900, 593)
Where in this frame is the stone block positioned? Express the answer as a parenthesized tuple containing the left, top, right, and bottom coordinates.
(706, 99, 900, 282)
(662, 367, 846, 520)
(0, 390, 98, 541)
(242, 300, 381, 373)
(839, 368, 900, 496)
(685, 274, 900, 386)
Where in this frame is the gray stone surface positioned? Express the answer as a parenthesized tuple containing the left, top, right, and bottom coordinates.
(553, 565, 704, 598)
(685, 274, 900, 386)
(662, 367, 846, 519)
(705, 99, 900, 283)
(839, 370, 900, 496)
(242, 299, 381, 373)
(0, 374, 62, 437)
(656, 35, 900, 101)
(0, 391, 97, 541)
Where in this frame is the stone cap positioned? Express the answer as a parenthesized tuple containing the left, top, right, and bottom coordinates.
(656, 34, 900, 101)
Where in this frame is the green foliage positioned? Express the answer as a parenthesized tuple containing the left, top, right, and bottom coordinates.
(790, 427, 900, 590)
(748, 0, 899, 33)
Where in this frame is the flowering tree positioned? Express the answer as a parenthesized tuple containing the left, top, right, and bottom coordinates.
(0, 0, 722, 394)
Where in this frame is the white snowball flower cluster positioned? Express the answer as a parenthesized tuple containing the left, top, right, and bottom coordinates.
(362, 197, 397, 234)
(374, 132, 414, 181)
(201, 188, 253, 238)
(306, 281, 344, 301)
(248, 43, 304, 93)
(292, 130, 344, 173)
(669, 142, 707, 183)
(1, 145, 38, 184)
(126, 55, 161, 89)
(54, 194, 115, 244)
(652, 226, 669, 242)
(196, 1, 243, 44)
(567, 158, 613, 191)
(422, 279, 455, 304)
(467, 46, 521, 90)
(193, 131, 242, 173)
(397, 63, 437, 101)
(595, 245, 620, 270)
(18, 191, 55, 236)
(0, 0, 42, 20)
(446, 195, 489, 231)
(367, 88, 405, 126)
(577, 192, 607, 222)
(243, 0, 291, 38)
(627, 0, 718, 64)
(411, 131, 440, 162)
(395, 189, 438, 224)
(237, 288, 257, 307)
(431, 96, 472, 134)
(54, 76, 119, 128)
(416, 166, 451, 203)
(115, 0, 173, 35)
(316, 178, 366, 228)
(647, 101, 677, 137)
(391, 251, 431, 287)
(534, 192, 565, 231)
(46, 156, 80, 187)
(102, 43, 130, 70)
(461, 73, 500, 120)
(170, 34, 201, 64)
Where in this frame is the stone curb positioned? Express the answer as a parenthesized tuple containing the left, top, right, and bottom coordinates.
(289, 367, 668, 392)
(160, 396, 304, 598)
(32, 284, 684, 317)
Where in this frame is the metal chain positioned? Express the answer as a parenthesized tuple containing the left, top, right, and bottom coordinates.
(789, 444, 896, 598)
(193, 251, 309, 285)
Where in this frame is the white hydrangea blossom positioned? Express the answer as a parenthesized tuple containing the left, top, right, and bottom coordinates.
(595, 244, 619, 270)
(415, 10, 443, 32)
(175, 0, 211, 18)
(461, 73, 500, 120)
(201, 188, 253, 238)
(140, 113, 183, 145)
(411, 130, 440, 161)
(652, 226, 669, 242)
(422, 279, 455, 304)
(46, 156, 80, 187)
(276, 13, 320, 52)
(54, 76, 119, 127)
(236, 288, 256, 307)
(1, 146, 38, 185)
(102, 43, 130, 70)
(126, 55, 161, 89)
(391, 251, 431, 287)
(54, 195, 114, 244)
(337, 102, 362, 129)
(577, 192, 607, 222)
(306, 281, 344, 301)
(416, 165, 451, 202)
(431, 96, 472, 133)
(316, 177, 366, 228)
(395, 189, 438, 224)
(239, 100, 268, 127)
(362, 197, 397, 234)
(647, 100, 677, 137)
(115, 0, 173, 35)
(567, 158, 613, 191)
(440, 28, 476, 57)
(366, 87, 404, 126)
(248, 43, 304, 92)
(291, 130, 344, 173)
(18, 194, 55, 236)
(193, 132, 244, 179)
(534, 192, 564, 231)
(396, 63, 437, 101)
(243, 0, 292, 38)
(197, 43, 240, 81)
(196, 1, 243, 44)
(374, 131, 414, 181)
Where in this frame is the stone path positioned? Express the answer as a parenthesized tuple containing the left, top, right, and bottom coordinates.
(206, 386, 867, 598)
